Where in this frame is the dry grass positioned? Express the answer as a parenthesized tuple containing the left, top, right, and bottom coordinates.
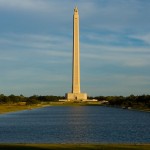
(0, 144, 150, 150)
(0, 104, 46, 114)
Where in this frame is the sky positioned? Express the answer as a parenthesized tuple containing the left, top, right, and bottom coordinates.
(0, 0, 150, 97)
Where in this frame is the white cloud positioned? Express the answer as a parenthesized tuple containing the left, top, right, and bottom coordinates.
(1, 0, 150, 34)
(80, 42, 150, 68)
(83, 74, 150, 96)
(0, 0, 50, 12)
(79, 0, 150, 33)
(1, 33, 149, 69)
(0, 33, 71, 56)
(0, 0, 150, 96)
(130, 34, 150, 44)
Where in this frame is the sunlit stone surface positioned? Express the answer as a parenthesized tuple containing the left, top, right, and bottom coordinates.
(66, 7, 87, 101)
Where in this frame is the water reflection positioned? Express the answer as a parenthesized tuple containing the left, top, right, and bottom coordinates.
(0, 106, 150, 143)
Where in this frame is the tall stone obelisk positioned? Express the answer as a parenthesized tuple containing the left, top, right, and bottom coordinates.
(66, 7, 87, 101)
(73, 6, 80, 94)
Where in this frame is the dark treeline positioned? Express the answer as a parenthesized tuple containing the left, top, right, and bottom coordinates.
(90, 95, 150, 109)
(0, 94, 64, 105)
(0, 94, 150, 109)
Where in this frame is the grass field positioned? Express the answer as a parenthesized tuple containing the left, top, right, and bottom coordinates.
(0, 144, 150, 150)
(0, 102, 101, 114)
(0, 101, 149, 115)
(0, 104, 48, 114)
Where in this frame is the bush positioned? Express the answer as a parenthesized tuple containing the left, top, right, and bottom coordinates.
(26, 99, 40, 105)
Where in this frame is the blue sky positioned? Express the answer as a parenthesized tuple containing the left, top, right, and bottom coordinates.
(0, 0, 150, 96)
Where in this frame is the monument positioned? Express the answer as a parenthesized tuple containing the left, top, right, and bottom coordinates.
(66, 7, 87, 101)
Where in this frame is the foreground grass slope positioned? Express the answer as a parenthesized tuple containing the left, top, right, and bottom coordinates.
(0, 102, 102, 114)
(0, 144, 150, 150)
(0, 104, 47, 114)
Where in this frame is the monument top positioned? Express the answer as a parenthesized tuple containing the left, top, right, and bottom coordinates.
(74, 6, 78, 13)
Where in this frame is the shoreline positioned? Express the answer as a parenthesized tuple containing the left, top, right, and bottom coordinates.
(0, 101, 102, 114)
(0, 144, 150, 150)
(0, 102, 149, 115)
(0, 103, 49, 115)
(106, 105, 150, 113)
(0, 104, 149, 149)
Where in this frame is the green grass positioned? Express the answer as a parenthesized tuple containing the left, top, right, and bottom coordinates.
(0, 101, 149, 115)
(0, 102, 101, 115)
(0, 102, 103, 115)
(0, 104, 48, 114)
(0, 144, 150, 150)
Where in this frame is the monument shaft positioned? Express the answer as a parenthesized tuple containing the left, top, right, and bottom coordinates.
(72, 7, 80, 93)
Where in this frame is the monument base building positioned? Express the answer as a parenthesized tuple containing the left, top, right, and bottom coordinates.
(66, 93, 87, 101)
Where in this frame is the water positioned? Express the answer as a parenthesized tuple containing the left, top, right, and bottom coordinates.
(0, 106, 149, 143)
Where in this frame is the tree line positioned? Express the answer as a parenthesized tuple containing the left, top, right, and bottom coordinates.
(0, 94, 150, 109)
(92, 95, 150, 109)
(0, 94, 64, 105)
